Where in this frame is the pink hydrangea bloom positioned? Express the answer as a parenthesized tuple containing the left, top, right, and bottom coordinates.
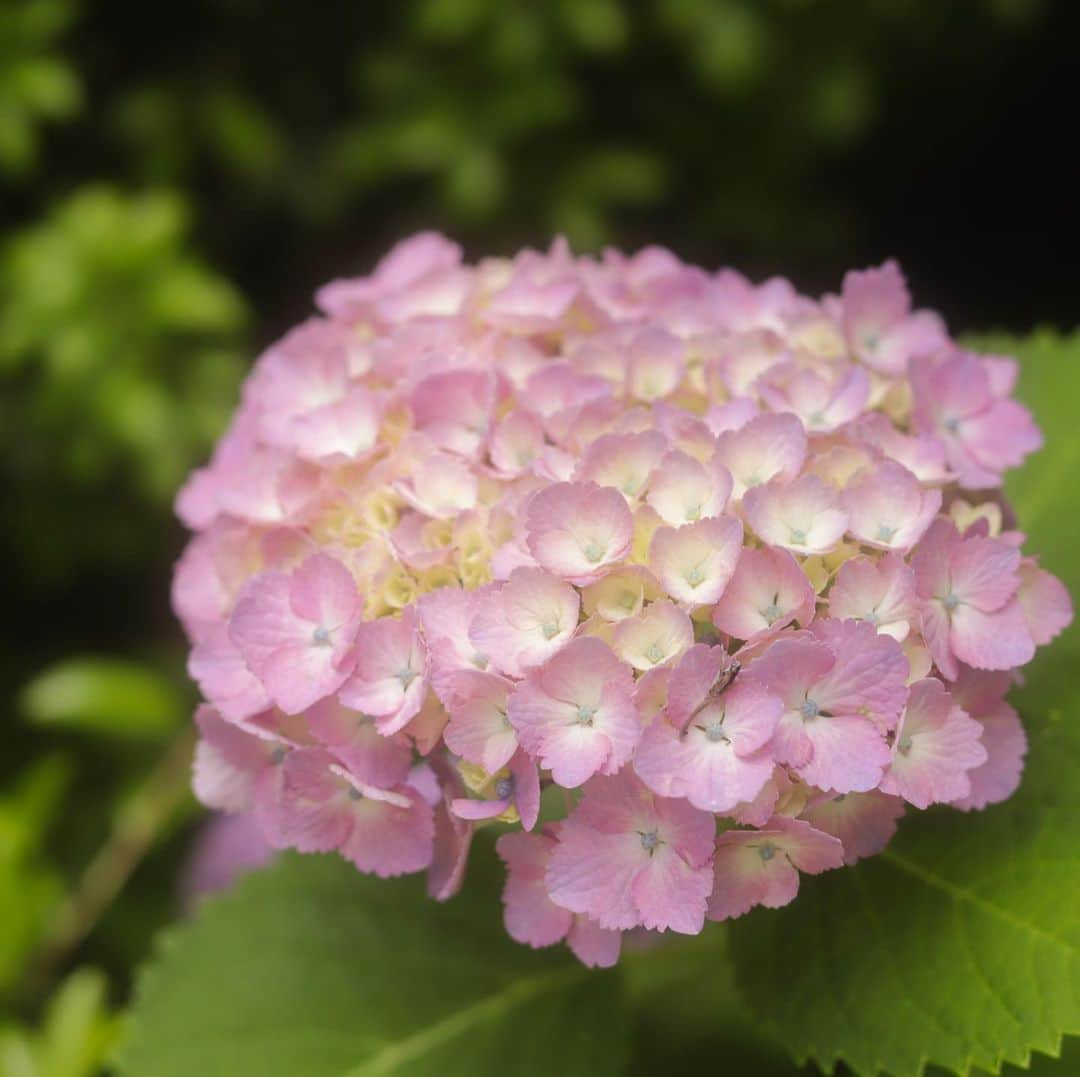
(663, 644, 741, 729)
(173, 235, 1070, 966)
(580, 565, 656, 622)
(714, 413, 806, 501)
(576, 431, 668, 502)
(910, 352, 1042, 488)
(275, 752, 435, 876)
(410, 369, 499, 458)
(246, 319, 353, 448)
(611, 599, 694, 672)
(525, 482, 634, 585)
(839, 260, 948, 375)
(497, 828, 621, 967)
(829, 553, 917, 642)
(712, 545, 816, 642)
(1017, 559, 1074, 646)
(484, 242, 582, 332)
(450, 749, 541, 831)
(229, 553, 362, 715)
(879, 678, 987, 808)
(626, 327, 687, 402)
(634, 678, 782, 812)
(708, 816, 844, 920)
(417, 585, 496, 700)
(289, 388, 382, 463)
(316, 232, 467, 322)
(305, 697, 413, 788)
(442, 670, 517, 774)
(842, 461, 941, 552)
(800, 791, 905, 865)
(489, 408, 545, 477)
(469, 567, 579, 677)
(646, 449, 733, 526)
(338, 607, 428, 734)
(188, 626, 271, 722)
(649, 515, 743, 606)
(853, 412, 952, 484)
(182, 810, 276, 909)
(507, 638, 641, 787)
(191, 704, 285, 819)
(912, 518, 1035, 678)
(427, 763, 473, 901)
(547, 771, 715, 934)
(743, 474, 848, 555)
(394, 448, 479, 519)
(948, 668, 1028, 811)
(749, 619, 909, 793)
(758, 360, 870, 432)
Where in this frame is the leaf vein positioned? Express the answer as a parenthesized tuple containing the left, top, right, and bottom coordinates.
(341, 966, 586, 1076)
(881, 850, 1075, 954)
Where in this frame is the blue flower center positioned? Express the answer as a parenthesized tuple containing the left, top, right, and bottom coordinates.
(583, 541, 604, 564)
(576, 704, 597, 725)
(704, 719, 727, 743)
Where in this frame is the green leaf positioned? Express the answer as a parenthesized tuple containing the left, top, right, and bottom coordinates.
(36, 968, 119, 1077)
(20, 658, 184, 738)
(729, 331, 1080, 1077)
(623, 926, 803, 1075)
(0, 759, 69, 995)
(118, 849, 629, 1077)
(0, 968, 118, 1077)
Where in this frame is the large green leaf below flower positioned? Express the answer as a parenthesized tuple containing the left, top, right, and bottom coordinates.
(116, 847, 629, 1077)
(728, 331, 1080, 1077)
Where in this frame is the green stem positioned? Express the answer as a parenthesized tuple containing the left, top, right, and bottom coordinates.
(23, 729, 196, 1002)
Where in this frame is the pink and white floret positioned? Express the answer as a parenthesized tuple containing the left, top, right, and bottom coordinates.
(173, 236, 1072, 967)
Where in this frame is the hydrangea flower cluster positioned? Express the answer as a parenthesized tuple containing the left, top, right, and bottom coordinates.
(173, 235, 1072, 967)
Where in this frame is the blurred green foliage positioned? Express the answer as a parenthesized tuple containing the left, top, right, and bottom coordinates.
(0, 188, 248, 580)
(53, 0, 1055, 273)
(0, 759, 68, 998)
(20, 658, 183, 740)
(1, 969, 118, 1077)
(0, 0, 80, 175)
(0, 0, 1075, 1072)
